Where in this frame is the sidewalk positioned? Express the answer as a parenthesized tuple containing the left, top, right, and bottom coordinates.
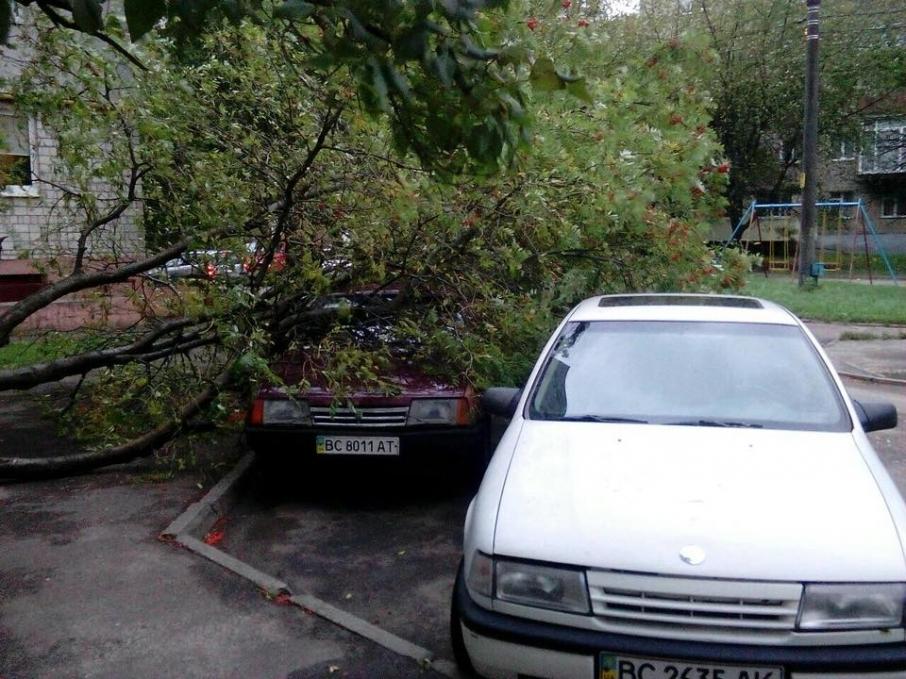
(806, 321, 906, 382)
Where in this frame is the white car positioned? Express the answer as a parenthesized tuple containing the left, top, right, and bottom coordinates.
(452, 294, 902, 679)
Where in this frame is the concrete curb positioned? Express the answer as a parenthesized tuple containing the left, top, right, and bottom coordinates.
(161, 452, 254, 539)
(160, 453, 460, 679)
(839, 371, 906, 387)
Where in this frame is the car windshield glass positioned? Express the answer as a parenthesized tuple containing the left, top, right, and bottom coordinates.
(528, 321, 850, 432)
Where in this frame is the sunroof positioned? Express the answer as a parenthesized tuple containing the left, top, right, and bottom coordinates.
(598, 295, 763, 309)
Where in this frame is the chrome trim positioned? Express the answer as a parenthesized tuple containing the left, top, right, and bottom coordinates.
(310, 405, 409, 428)
(586, 570, 802, 641)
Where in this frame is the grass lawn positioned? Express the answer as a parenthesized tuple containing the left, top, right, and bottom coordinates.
(0, 332, 105, 370)
(743, 275, 906, 325)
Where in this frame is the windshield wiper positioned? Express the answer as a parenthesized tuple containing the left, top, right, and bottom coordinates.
(667, 419, 763, 429)
(553, 415, 649, 424)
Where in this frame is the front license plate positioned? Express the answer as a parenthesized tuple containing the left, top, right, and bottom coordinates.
(598, 653, 783, 679)
(315, 435, 400, 456)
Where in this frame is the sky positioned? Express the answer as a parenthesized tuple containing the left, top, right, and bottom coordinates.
(610, 0, 641, 13)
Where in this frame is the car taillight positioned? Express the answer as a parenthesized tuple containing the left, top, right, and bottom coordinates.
(204, 262, 217, 279)
(248, 398, 264, 426)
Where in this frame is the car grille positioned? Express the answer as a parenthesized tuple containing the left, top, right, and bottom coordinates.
(310, 406, 409, 428)
(587, 570, 802, 641)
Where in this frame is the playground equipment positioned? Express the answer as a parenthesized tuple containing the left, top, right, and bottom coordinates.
(724, 200, 898, 284)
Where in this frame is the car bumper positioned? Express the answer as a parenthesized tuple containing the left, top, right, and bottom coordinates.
(245, 424, 483, 465)
(453, 567, 906, 679)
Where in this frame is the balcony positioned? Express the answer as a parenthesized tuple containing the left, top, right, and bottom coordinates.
(858, 119, 906, 175)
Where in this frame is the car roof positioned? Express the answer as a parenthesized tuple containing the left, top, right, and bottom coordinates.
(569, 294, 798, 325)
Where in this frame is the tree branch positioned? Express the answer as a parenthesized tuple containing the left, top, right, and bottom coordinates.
(0, 358, 236, 479)
(0, 239, 189, 347)
(0, 318, 206, 391)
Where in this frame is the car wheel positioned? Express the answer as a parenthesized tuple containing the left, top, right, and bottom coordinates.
(450, 602, 479, 677)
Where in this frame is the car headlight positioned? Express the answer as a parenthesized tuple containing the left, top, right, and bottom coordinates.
(495, 558, 590, 614)
(262, 399, 311, 425)
(798, 583, 906, 630)
(407, 398, 470, 426)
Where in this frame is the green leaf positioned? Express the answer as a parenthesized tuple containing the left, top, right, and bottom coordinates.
(497, 44, 531, 67)
(566, 78, 594, 104)
(274, 0, 316, 21)
(432, 49, 455, 87)
(530, 57, 564, 92)
(360, 58, 389, 112)
(460, 35, 499, 60)
(71, 0, 103, 33)
(395, 27, 428, 62)
(0, 1, 11, 44)
(124, 0, 165, 40)
(382, 62, 412, 103)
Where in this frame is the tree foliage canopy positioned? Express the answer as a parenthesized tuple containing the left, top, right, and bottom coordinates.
(0, 1, 745, 476)
(642, 0, 906, 223)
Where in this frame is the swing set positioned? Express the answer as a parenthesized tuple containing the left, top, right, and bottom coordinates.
(724, 199, 899, 284)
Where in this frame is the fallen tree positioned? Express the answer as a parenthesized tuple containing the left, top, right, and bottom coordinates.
(0, 4, 747, 478)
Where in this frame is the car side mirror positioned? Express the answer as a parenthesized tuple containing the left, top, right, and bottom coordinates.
(482, 387, 522, 418)
(852, 400, 898, 433)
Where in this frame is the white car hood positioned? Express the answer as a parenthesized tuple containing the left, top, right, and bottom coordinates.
(494, 422, 906, 581)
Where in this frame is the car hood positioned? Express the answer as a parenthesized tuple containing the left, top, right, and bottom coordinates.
(266, 357, 466, 405)
(493, 422, 906, 581)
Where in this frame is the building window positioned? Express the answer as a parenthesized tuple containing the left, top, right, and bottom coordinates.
(859, 118, 906, 174)
(828, 191, 854, 204)
(831, 139, 855, 161)
(0, 101, 38, 197)
(881, 196, 906, 218)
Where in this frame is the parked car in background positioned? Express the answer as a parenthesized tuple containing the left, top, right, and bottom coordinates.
(452, 294, 902, 679)
(150, 249, 242, 281)
(149, 240, 286, 281)
(245, 295, 485, 475)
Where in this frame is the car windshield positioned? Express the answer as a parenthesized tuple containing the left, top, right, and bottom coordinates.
(528, 321, 850, 432)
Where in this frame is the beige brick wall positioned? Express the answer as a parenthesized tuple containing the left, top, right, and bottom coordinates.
(0, 6, 144, 262)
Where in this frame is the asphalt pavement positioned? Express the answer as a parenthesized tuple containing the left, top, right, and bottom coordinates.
(0, 469, 444, 679)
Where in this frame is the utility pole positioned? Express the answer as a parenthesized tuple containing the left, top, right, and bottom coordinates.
(798, 0, 820, 286)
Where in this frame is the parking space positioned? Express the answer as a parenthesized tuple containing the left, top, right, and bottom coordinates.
(222, 466, 475, 666)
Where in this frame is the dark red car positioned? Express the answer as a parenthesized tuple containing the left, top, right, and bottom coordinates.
(245, 309, 486, 473)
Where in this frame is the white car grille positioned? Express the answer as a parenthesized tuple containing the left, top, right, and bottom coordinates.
(310, 406, 409, 428)
(587, 570, 802, 642)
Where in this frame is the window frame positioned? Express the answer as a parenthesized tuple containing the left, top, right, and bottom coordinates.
(0, 99, 39, 199)
(831, 139, 856, 162)
(881, 196, 905, 219)
(859, 118, 906, 175)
